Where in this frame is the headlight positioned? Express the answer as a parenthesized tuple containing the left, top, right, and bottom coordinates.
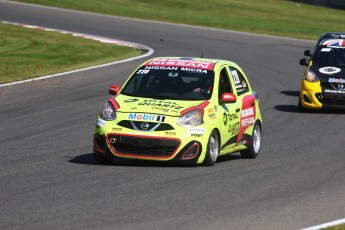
(100, 102, 116, 121)
(305, 71, 319, 82)
(177, 109, 204, 127)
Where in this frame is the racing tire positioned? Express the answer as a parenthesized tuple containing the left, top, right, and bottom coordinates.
(298, 97, 309, 113)
(93, 151, 114, 165)
(240, 121, 261, 159)
(203, 129, 219, 166)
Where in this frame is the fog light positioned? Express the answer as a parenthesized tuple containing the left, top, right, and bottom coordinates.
(94, 134, 106, 153)
(303, 94, 311, 103)
(182, 143, 200, 159)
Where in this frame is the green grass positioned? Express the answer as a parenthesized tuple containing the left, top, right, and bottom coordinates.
(322, 223, 345, 230)
(4, 0, 345, 84)
(14, 0, 345, 40)
(0, 22, 143, 84)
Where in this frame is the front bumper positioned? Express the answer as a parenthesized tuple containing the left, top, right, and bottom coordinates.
(94, 133, 204, 164)
(300, 79, 345, 110)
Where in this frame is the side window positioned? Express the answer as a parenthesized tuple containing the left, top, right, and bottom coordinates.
(218, 67, 232, 100)
(229, 67, 249, 96)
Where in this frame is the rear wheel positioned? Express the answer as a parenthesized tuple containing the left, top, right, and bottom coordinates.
(240, 121, 261, 159)
(203, 130, 219, 166)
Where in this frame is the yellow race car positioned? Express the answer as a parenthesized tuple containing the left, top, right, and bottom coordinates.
(94, 57, 262, 166)
(299, 32, 345, 111)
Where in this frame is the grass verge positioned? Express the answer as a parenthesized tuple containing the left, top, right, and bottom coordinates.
(14, 0, 345, 40)
(0, 22, 144, 84)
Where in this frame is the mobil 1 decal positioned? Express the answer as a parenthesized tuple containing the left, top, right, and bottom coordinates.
(236, 95, 256, 143)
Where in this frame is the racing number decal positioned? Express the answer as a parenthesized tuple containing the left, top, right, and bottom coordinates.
(231, 69, 240, 84)
(236, 95, 256, 143)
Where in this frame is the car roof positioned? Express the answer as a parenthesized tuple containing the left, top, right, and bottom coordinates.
(317, 32, 345, 44)
(143, 57, 238, 71)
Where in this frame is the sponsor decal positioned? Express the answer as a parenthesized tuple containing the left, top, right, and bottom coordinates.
(237, 95, 256, 144)
(127, 113, 166, 122)
(214, 105, 218, 112)
(124, 99, 139, 103)
(328, 77, 345, 83)
(241, 117, 255, 127)
(321, 48, 331, 52)
(97, 119, 106, 127)
(325, 89, 345, 94)
(236, 84, 242, 89)
(145, 58, 215, 70)
(156, 115, 166, 122)
(320, 67, 341, 75)
(223, 112, 239, 126)
(136, 69, 150, 74)
(191, 133, 203, 138)
(208, 108, 214, 113)
(223, 113, 228, 125)
(208, 113, 216, 120)
(165, 131, 176, 136)
(112, 127, 122, 131)
(139, 99, 184, 110)
(188, 128, 205, 134)
(144, 66, 178, 70)
(223, 111, 240, 134)
(180, 67, 208, 73)
(241, 107, 254, 118)
(152, 106, 169, 113)
(228, 122, 240, 135)
(128, 113, 155, 121)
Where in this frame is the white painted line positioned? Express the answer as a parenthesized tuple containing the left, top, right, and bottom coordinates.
(1, 0, 315, 43)
(0, 21, 154, 88)
(300, 218, 345, 230)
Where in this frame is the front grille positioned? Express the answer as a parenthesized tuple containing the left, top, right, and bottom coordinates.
(117, 120, 174, 131)
(107, 134, 180, 157)
(318, 84, 345, 105)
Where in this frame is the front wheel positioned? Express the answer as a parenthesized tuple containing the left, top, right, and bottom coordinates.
(298, 96, 310, 113)
(240, 121, 261, 159)
(203, 130, 219, 166)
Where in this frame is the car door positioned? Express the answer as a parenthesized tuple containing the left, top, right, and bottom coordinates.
(228, 66, 256, 146)
(218, 66, 241, 154)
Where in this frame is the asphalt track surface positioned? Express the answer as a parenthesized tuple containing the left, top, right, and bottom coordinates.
(1, 1, 345, 230)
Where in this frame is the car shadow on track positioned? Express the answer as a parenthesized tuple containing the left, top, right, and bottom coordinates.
(68, 153, 242, 167)
(274, 90, 300, 113)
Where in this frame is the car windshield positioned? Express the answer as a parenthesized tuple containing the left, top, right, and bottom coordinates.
(121, 66, 214, 100)
(314, 46, 345, 67)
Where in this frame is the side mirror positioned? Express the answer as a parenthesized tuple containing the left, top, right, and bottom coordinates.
(221, 93, 237, 103)
(304, 49, 312, 57)
(299, 58, 309, 66)
(109, 85, 120, 95)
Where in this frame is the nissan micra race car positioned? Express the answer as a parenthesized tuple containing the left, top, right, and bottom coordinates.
(94, 57, 262, 166)
(299, 32, 345, 111)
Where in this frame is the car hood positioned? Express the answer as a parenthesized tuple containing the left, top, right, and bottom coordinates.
(311, 65, 345, 83)
(111, 94, 207, 116)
